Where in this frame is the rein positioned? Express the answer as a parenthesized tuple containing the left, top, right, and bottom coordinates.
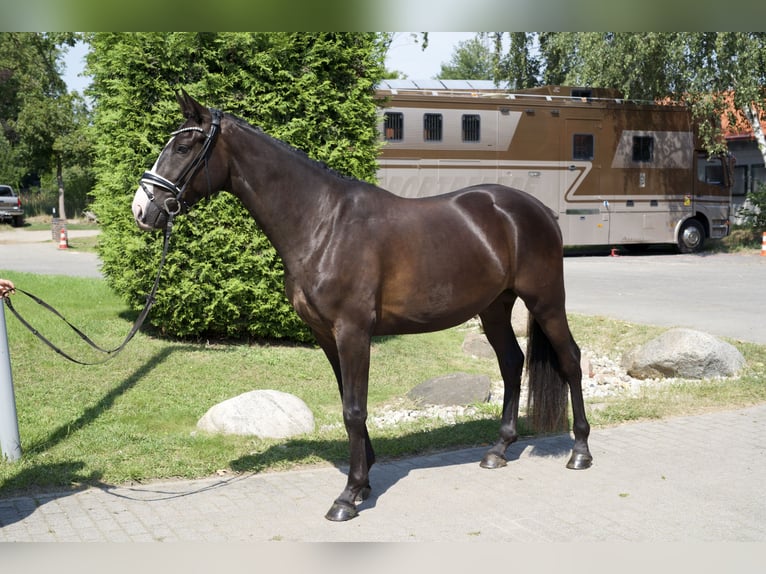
(3, 107, 224, 365)
(3, 218, 175, 366)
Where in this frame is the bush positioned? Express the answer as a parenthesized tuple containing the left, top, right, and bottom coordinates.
(736, 182, 766, 232)
(89, 33, 386, 342)
(722, 227, 762, 250)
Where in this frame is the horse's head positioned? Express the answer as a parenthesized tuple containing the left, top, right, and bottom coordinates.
(132, 89, 226, 231)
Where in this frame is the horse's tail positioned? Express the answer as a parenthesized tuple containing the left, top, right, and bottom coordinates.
(525, 317, 570, 433)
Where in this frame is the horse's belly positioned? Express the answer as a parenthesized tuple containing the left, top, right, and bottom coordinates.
(374, 311, 473, 336)
(376, 285, 496, 335)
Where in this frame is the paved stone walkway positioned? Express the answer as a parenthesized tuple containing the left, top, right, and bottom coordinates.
(2, 403, 764, 542)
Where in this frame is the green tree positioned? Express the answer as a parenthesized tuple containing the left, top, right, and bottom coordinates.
(87, 32, 386, 342)
(504, 33, 539, 89)
(0, 129, 17, 184)
(15, 90, 91, 218)
(438, 32, 542, 88)
(537, 32, 570, 86)
(437, 35, 494, 80)
(0, 32, 91, 216)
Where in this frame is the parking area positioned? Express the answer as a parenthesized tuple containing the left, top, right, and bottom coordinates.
(0, 226, 102, 278)
(563, 251, 766, 344)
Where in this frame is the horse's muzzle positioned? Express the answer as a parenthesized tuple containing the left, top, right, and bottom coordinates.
(137, 199, 170, 230)
(132, 184, 170, 231)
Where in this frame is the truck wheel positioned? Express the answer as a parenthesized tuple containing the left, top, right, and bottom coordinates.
(677, 219, 704, 253)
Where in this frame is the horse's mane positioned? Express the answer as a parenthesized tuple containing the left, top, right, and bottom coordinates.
(227, 113, 362, 184)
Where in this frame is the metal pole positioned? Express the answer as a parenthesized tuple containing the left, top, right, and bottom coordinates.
(0, 300, 22, 462)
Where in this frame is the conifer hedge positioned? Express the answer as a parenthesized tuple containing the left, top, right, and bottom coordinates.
(88, 33, 386, 342)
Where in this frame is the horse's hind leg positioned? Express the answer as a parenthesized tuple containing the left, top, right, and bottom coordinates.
(478, 295, 524, 469)
(529, 304, 593, 470)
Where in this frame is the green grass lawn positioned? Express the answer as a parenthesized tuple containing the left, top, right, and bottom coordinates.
(1, 271, 765, 496)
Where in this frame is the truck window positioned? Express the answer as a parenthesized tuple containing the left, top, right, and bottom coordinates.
(384, 112, 403, 141)
(697, 154, 724, 185)
(423, 113, 443, 142)
(753, 165, 766, 191)
(462, 114, 481, 142)
(632, 136, 654, 162)
(572, 133, 594, 160)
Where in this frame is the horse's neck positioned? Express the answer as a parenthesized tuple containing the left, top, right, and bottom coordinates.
(227, 128, 345, 269)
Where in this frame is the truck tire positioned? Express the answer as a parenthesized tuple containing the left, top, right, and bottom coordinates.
(677, 218, 704, 253)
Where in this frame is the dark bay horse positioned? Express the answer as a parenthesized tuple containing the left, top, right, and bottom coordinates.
(131, 90, 592, 521)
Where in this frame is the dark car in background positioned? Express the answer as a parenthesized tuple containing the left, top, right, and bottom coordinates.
(0, 184, 24, 227)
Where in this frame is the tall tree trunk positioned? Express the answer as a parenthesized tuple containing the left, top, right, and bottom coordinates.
(56, 154, 67, 220)
(744, 103, 766, 166)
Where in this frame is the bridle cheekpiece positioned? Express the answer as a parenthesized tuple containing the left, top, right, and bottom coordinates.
(139, 107, 223, 223)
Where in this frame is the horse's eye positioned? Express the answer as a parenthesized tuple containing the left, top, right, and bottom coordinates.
(176, 144, 190, 154)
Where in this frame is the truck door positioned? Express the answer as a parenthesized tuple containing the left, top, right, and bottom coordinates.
(562, 119, 609, 246)
(691, 152, 733, 242)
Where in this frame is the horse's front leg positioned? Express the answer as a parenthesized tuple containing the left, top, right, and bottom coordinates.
(325, 323, 375, 522)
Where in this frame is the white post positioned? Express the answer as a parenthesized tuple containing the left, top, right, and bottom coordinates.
(0, 300, 22, 462)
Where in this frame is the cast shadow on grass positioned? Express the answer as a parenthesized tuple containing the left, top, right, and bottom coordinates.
(1, 346, 183, 494)
(0, 346, 185, 527)
(24, 346, 182, 455)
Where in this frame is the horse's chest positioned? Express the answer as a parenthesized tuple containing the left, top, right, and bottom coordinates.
(284, 273, 344, 329)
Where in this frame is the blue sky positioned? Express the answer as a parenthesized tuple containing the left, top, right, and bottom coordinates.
(384, 32, 476, 79)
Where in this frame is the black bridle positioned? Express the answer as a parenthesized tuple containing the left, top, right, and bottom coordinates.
(138, 107, 223, 227)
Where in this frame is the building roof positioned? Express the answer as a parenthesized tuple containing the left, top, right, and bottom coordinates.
(719, 93, 766, 141)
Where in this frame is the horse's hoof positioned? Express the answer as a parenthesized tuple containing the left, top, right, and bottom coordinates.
(325, 502, 359, 522)
(480, 452, 507, 469)
(566, 452, 593, 470)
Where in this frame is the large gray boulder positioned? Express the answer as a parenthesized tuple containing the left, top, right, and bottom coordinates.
(462, 332, 496, 359)
(462, 303, 529, 359)
(511, 303, 529, 337)
(622, 328, 745, 380)
(407, 372, 491, 406)
(197, 390, 315, 439)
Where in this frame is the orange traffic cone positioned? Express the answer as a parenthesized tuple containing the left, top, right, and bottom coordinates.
(761, 232, 766, 257)
(58, 227, 69, 250)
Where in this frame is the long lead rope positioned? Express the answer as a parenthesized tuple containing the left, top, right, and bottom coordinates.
(6, 108, 221, 365)
(3, 222, 174, 366)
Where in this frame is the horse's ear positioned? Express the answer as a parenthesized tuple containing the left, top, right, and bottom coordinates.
(175, 88, 206, 124)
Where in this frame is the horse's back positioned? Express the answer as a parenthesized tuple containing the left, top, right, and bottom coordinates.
(368, 182, 563, 268)
(432, 183, 563, 253)
(452, 183, 558, 224)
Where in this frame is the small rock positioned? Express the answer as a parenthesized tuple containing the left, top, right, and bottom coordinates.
(581, 353, 594, 378)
